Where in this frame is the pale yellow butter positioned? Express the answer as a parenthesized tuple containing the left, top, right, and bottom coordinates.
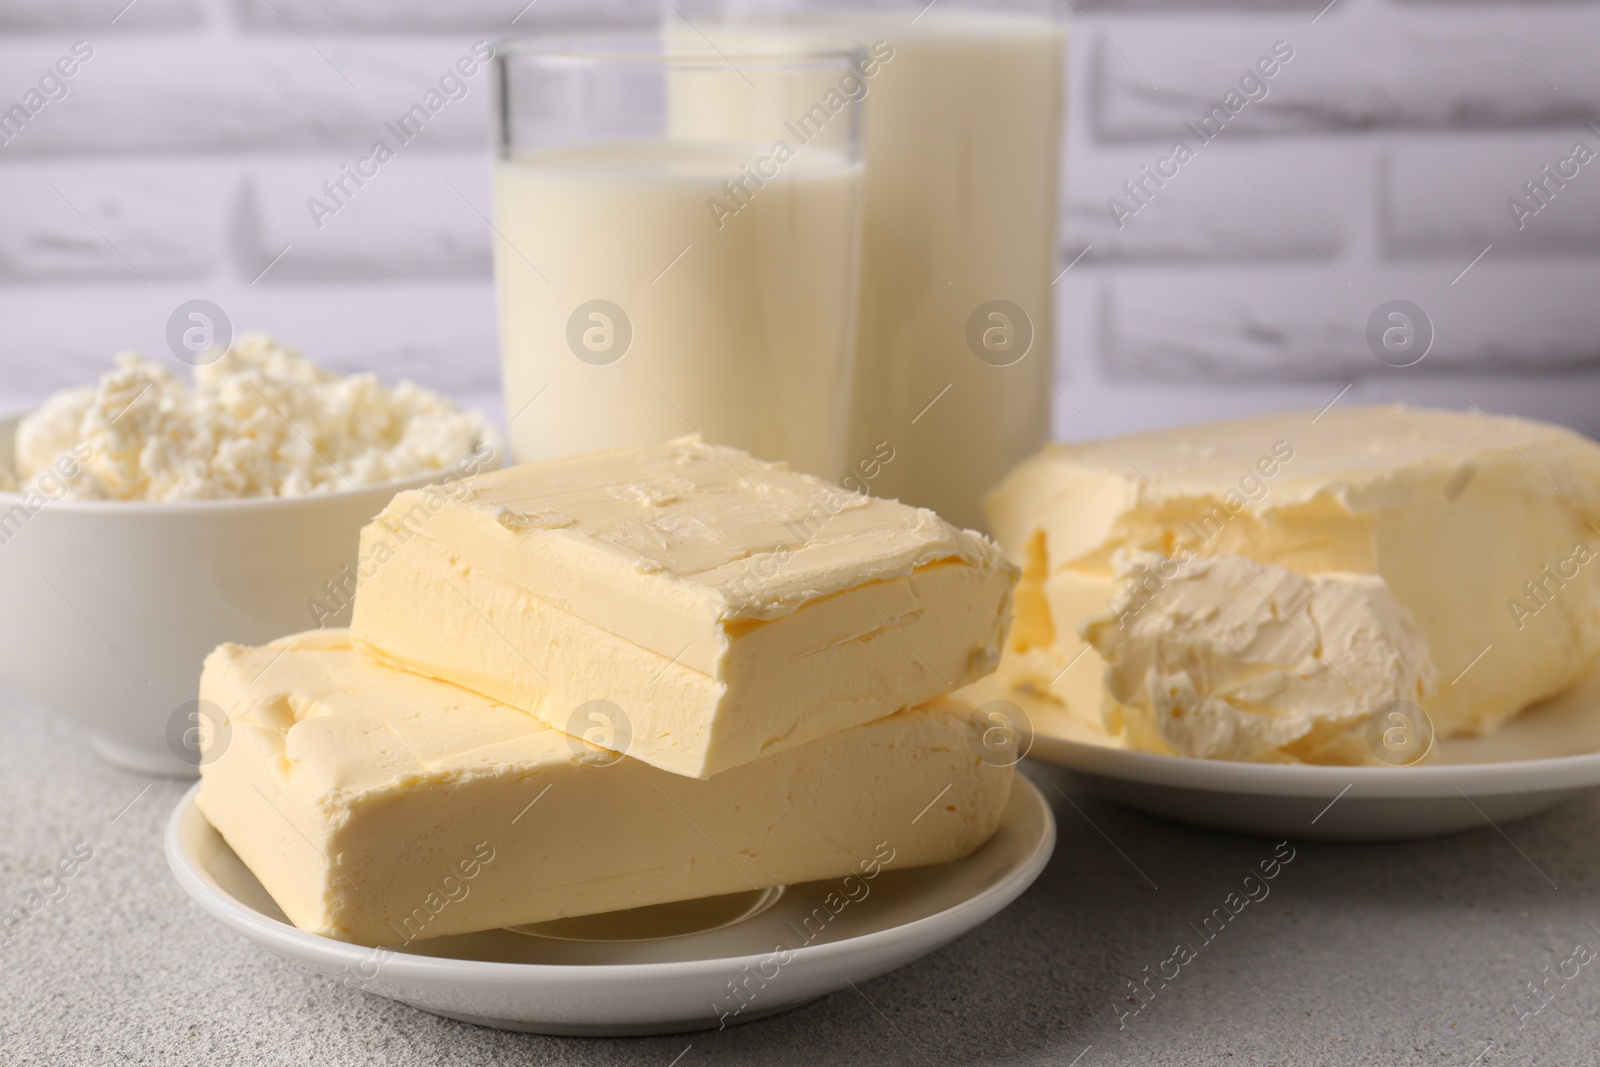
(986, 405, 1600, 752)
(1084, 552, 1436, 763)
(350, 435, 1017, 779)
(196, 630, 1012, 946)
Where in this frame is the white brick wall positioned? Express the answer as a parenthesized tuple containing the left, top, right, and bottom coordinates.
(1, 0, 1597, 442)
(1062, 0, 1600, 440)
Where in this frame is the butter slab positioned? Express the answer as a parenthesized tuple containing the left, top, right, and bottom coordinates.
(195, 630, 1013, 946)
(350, 436, 1017, 778)
(986, 405, 1600, 748)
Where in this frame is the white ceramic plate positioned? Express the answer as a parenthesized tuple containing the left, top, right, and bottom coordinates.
(958, 669, 1600, 841)
(165, 777, 1055, 1036)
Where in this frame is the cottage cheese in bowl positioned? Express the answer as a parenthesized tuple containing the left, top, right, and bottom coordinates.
(0, 334, 494, 501)
(0, 336, 499, 775)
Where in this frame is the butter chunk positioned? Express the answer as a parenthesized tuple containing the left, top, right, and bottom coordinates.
(1084, 553, 1437, 763)
(987, 405, 1600, 747)
(196, 631, 1012, 946)
(350, 436, 1017, 778)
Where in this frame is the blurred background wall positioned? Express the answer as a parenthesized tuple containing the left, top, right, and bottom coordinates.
(2, 0, 1597, 437)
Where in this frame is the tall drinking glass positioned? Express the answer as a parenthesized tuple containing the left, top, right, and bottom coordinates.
(491, 34, 867, 480)
(675, 2, 1067, 529)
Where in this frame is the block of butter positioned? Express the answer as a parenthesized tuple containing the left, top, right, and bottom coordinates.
(196, 631, 1012, 946)
(350, 436, 1017, 779)
(986, 405, 1600, 753)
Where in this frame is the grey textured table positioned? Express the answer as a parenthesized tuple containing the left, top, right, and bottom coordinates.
(3, 686, 1594, 1067)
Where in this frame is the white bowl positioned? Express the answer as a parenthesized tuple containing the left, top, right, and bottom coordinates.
(166, 776, 1056, 1036)
(0, 412, 496, 776)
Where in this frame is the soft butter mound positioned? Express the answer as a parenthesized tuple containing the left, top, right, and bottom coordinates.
(1083, 551, 1438, 765)
(12, 334, 493, 502)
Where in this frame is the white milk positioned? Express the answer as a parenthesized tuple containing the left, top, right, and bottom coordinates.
(844, 12, 1065, 529)
(493, 140, 864, 480)
(705, 10, 1066, 527)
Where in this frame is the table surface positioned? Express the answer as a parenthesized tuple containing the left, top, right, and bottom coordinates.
(3, 688, 1595, 1067)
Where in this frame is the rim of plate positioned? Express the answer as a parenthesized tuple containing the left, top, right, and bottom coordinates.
(1030, 734, 1600, 799)
(165, 777, 1056, 983)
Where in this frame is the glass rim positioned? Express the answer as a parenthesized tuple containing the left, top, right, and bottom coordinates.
(492, 31, 868, 70)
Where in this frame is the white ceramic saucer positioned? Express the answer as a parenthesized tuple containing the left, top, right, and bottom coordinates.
(959, 668, 1600, 841)
(165, 777, 1055, 1036)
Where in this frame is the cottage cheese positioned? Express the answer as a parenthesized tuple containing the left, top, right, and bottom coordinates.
(6, 335, 493, 501)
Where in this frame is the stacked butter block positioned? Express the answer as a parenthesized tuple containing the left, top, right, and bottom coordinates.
(197, 437, 1019, 945)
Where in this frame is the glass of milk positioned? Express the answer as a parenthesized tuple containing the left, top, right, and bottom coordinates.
(673, 2, 1067, 529)
(491, 34, 869, 480)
